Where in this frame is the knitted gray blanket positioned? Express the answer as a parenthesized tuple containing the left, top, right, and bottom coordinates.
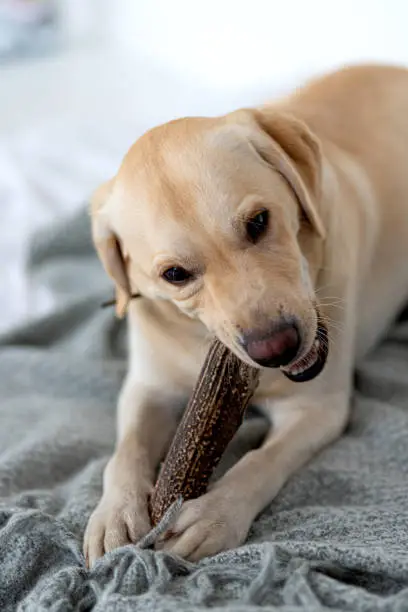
(1, 209, 408, 611)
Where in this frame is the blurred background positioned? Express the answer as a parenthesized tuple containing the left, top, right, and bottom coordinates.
(1, 0, 407, 331)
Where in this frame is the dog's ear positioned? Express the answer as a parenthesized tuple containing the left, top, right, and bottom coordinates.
(90, 180, 131, 318)
(250, 109, 325, 238)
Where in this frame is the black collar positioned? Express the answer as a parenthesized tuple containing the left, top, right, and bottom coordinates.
(100, 293, 142, 309)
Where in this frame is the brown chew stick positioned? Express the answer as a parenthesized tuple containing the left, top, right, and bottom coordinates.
(149, 338, 260, 526)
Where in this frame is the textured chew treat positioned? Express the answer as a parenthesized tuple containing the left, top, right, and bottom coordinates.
(149, 338, 260, 526)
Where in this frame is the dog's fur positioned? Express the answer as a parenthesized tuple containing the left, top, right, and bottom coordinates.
(84, 64, 408, 565)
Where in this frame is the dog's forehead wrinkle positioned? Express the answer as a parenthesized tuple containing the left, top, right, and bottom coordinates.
(205, 122, 255, 151)
(149, 121, 255, 184)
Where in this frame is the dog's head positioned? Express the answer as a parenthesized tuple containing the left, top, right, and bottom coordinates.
(91, 109, 328, 382)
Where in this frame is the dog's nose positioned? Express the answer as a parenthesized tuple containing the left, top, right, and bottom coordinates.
(242, 322, 301, 368)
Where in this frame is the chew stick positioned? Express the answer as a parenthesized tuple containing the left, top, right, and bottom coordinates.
(149, 338, 259, 526)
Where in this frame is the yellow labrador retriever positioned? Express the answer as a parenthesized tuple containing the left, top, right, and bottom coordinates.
(84, 64, 408, 566)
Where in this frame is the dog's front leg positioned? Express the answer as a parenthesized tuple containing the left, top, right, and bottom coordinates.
(84, 374, 181, 567)
(155, 390, 349, 561)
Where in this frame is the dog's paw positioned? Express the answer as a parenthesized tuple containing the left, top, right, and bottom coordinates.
(155, 490, 250, 561)
(84, 489, 152, 568)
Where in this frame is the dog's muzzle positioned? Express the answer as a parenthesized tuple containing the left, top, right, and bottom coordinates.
(242, 312, 329, 383)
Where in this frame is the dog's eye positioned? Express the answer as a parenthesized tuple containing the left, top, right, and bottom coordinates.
(162, 266, 193, 284)
(246, 209, 269, 243)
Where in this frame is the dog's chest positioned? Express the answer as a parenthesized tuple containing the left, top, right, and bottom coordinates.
(131, 300, 290, 403)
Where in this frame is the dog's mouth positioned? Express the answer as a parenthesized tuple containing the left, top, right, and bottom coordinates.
(280, 318, 329, 383)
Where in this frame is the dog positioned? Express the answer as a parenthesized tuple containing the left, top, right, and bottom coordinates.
(84, 64, 408, 566)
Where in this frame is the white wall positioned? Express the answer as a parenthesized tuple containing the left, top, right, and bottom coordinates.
(109, 0, 408, 91)
(2, 1, 407, 135)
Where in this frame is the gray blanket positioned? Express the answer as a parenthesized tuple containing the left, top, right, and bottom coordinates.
(1, 209, 408, 611)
